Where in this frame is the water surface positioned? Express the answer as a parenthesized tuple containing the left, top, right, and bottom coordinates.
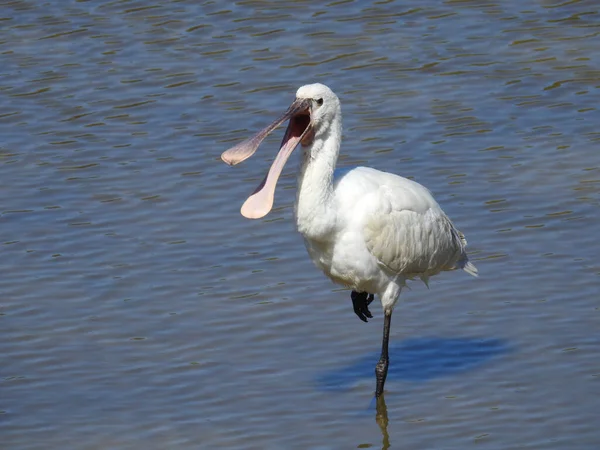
(1, 0, 599, 448)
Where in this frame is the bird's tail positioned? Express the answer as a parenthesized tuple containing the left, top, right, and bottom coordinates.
(462, 260, 478, 277)
(456, 230, 478, 277)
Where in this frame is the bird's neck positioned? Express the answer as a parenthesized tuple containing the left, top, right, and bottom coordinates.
(295, 113, 342, 239)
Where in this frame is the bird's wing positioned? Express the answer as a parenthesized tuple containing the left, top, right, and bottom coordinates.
(362, 177, 465, 277)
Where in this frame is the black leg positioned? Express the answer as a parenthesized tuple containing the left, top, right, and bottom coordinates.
(375, 309, 392, 397)
(367, 293, 374, 306)
(351, 291, 374, 322)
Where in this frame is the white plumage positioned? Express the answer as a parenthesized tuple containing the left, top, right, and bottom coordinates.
(222, 83, 477, 397)
(301, 166, 476, 308)
(292, 84, 476, 311)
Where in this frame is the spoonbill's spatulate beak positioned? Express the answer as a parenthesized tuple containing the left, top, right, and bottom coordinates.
(221, 98, 313, 219)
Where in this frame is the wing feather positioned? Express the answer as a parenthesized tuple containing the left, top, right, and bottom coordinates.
(363, 182, 466, 277)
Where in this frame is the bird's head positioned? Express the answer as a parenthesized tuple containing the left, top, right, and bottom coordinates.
(294, 83, 340, 143)
(220, 83, 340, 219)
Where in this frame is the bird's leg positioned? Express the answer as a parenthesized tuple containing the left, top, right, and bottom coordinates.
(375, 309, 392, 397)
(351, 291, 374, 322)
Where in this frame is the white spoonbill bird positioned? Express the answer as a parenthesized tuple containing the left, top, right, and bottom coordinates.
(221, 83, 478, 397)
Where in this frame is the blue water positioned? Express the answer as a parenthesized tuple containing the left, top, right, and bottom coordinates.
(1, 0, 599, 448)
(319, 338, 511, 390)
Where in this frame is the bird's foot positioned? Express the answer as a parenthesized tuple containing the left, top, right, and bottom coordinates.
(351, 291, 374, 322)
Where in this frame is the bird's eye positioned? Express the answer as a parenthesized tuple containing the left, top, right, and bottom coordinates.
(316, 98, 323, 106)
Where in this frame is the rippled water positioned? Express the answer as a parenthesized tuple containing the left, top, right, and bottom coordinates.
(2, 1, 599, 448)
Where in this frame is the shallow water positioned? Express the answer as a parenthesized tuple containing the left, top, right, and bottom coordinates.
(1, 0, 599, 448)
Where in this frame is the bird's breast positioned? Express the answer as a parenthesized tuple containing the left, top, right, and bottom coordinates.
(302, 231, 383, 293)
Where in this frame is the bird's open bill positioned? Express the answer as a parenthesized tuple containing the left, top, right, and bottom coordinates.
(221, 98, 313, 219)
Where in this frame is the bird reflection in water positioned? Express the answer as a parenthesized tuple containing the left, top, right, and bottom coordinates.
(376, 396, 390, 450)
